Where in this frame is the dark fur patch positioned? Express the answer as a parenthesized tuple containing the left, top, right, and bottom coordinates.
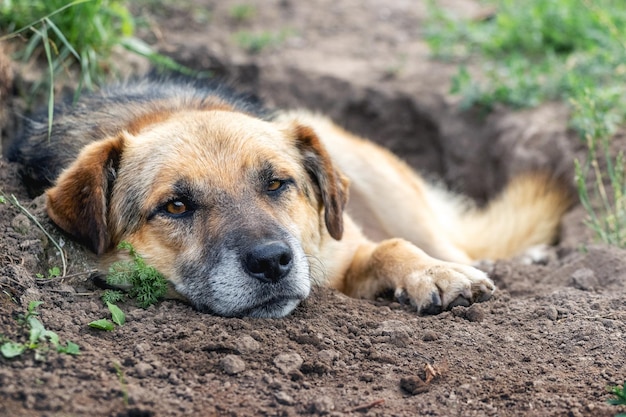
(9, 76, 269, 196)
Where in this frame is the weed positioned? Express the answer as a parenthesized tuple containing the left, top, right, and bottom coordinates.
(113, 362, 129, 405)
(1, 301, 80, 360)
(573, 90, 625, 247)
(426, 0, 626, 111)
(105, 241, 168, 308)
(36, 266, 62, 280)
(88, 302, 126, 331)
(234, 29, 292, 53)
(89, 242, 164, 331)
(0, 0, 194, 113)
(608, 381, 626, 416)
(230, 4, 256, 23)
(1, 191, 67, 276)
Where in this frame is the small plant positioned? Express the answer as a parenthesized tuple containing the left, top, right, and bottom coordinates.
(88, 242, 165, 331)
(230, 4, 256, 23)
(573, 90, 625, 247)
(608, 381, 626, 417)
(88, 302, 126, 331)
(104, 241, 168, 309)
(234, 29, 292, 53)
(0, 0, 194, 118)
(1, 301, 80, 360)
(36, 266, 62, 279)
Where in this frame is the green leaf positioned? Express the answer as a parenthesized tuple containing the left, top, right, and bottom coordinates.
(58, 341, 80, 355)
(27, 300, 43, 314)
(43, 330, 60, 348)
(28, 317, 45, 345)
(107, 302, 126, 326)
(88, 319, 115, 331)
(48, 266, 61, 278)
(1, 342, 26, 358)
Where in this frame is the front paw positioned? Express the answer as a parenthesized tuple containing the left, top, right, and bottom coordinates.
(395, 262, 495, 314)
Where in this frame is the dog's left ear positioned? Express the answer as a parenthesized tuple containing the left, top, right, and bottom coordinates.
(46, 134, 125, 255)
(293, 124, 349, 240)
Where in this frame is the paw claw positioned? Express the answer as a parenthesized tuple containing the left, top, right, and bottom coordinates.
(394, 288, 411, 305)
(447, 295, 471, 308)
(418, 291, 442, 315)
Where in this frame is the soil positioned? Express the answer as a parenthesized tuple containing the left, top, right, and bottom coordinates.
(1, 1, 625, 416)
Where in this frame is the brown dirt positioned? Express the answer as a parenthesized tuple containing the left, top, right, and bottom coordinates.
(1, 1, 625, 416)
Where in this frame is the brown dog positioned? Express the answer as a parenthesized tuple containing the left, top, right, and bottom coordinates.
(10, 78, 572, 317)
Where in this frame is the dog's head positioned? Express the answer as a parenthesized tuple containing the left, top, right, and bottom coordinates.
(46, 110, 348, 318)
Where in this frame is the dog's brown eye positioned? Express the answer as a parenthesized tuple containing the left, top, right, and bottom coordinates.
(165, 200, 188, 215)
(267, 180, 283, 192)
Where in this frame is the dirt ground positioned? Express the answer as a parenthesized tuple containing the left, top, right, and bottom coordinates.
(1, 0, 625, 416)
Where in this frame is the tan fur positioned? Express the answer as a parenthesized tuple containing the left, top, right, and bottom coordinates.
(43, 104, 572, 317)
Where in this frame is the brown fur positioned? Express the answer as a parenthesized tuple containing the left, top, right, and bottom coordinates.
(23, 82, 572, 318)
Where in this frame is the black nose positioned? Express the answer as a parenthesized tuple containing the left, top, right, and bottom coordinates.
(243, 241, 293, 283)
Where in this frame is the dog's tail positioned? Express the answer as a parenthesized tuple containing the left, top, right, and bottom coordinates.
(454, 172, 575, 261)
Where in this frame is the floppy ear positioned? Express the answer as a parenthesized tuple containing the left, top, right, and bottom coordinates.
(293, 124, 349, 240)
(46, 134, 125, 255)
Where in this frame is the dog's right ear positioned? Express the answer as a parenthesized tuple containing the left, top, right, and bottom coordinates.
(46, 134, 125, 255)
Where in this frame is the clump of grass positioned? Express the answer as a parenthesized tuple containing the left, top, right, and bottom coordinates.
(426, 0, 626, 112)
(103, 241, 168, 309)
(0, 0, 192, 108)
(573, 90, 625, 247)
(426, 0, 626, 247)
(234, 29, 292, 53)
(1, 301, 80, 360)
(230, 4, 256, 23)
(608, 381, 626, 417)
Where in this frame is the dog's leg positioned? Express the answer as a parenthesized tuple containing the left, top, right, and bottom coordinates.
(336, 237, 495, 314)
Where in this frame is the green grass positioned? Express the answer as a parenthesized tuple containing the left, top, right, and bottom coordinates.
(608, 381, 626, 416)
(234, 29, 292, 53)
(0, 0, 192, 108)
(230, 4, 256, 23)
(426, 0, 626, 247)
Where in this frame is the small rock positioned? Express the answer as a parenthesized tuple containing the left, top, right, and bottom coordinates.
(236, 335, 260, 354)
(318, 349, 339, 363)
(274, 391, 294, 405)
(11, 214, 30, 234)
(273, 352, 303, 374)
(133, 362, 154, 378)
(569, 268, 597, 291)
(309, 396, 335, 414)
(400, 376, 429, 395)
(545, 305, 559, 321)
(422, 331, 439, 341)
(220, 354, 245, 375)
(359, 373, 374, 382)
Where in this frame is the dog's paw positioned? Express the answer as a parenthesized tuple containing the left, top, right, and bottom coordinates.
(394, 262, 495, 314)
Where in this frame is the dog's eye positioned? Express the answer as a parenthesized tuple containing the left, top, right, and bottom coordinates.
(267, 180, 284, 192)
(161, 199, 194, 218)
(166, 201, 187, 214)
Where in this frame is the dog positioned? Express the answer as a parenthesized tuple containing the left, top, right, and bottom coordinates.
(9, 77, 573, 318)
